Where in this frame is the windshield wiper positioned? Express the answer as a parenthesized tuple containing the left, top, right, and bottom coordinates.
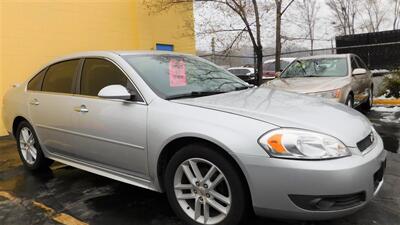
(304, 75, 322, 77)
(166, 91, 226, 100)
(234, 85, 254, 91)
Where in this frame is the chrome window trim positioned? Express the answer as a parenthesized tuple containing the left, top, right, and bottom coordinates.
(25, 56, 148, 105)
(25, 90, 147, 106)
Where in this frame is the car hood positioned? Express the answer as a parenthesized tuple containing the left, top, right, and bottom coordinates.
(265, 76, 350, 93)
(172, 87, 371, 147)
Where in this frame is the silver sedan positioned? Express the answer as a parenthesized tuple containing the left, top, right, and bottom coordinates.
(2, 51, 386, 225)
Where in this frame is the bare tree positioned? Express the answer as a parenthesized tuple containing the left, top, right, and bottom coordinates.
(359, 0, 386, 32)
(293, 0, 319, 55)
(393, 0, 400, 29)
(327, 0, 358, 35)
(274, 0, 294, 73)
(143, 0, 273, 86)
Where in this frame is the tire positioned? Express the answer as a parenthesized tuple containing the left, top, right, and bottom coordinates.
(164, 144, 249, 225)
(345, 94, 354, 108)
(361, 88, 373, 111)
(16, 121, 53, 170)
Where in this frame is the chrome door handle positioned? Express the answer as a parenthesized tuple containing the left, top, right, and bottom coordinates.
(74, 105, 89, 113)
(30, 99, 40, 106)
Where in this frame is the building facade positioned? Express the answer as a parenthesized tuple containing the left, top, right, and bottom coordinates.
(0, 0, 195, 135)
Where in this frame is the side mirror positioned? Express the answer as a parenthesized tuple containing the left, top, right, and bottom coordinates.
(275, 72, 282, 78)
(352, 68, 367, 76)
(98, 85, 132, 100)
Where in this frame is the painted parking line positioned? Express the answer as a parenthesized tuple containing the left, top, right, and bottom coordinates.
(0, 191, 16, 201)
(1, 191, 88, 225)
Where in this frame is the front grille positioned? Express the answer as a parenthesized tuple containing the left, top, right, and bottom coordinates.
(357, 132, 374, 152)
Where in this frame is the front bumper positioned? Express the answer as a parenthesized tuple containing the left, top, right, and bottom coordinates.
(240, 135, 386, 220)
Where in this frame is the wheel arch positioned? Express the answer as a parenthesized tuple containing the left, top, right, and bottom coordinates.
(156, 136, 253, 205)
(12, 116, 29, 138)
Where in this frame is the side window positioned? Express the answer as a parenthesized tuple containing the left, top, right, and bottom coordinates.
(80, 58, 141, 100)
(356, 57, 368, 69)
(42, 60, 79, 94)
(351, 57, 359, 71)
(27, 68, 46, 91)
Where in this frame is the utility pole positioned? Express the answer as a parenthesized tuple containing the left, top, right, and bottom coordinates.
(211, 37, 216, 64)
(275, 1, 282, 73)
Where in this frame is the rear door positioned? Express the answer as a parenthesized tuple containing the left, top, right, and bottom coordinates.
(67, 58, 148, 177)
(28, 59, 81, 157)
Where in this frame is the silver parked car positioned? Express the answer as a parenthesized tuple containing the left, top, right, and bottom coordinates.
(2, 51, 386, 225)
(265, 54, 373, 110)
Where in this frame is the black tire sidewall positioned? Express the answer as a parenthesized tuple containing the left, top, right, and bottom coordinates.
(16, 121, 50, 170)
(345, 94, 354, 108)
(164, 144, 248, 225)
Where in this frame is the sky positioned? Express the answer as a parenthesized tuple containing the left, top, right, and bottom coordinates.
(194, 0, 397, 53)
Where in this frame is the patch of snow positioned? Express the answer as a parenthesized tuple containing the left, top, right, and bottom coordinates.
(371, 69, 390, 74)
(376, 90, 398, 99)
(380, 117, 400, 123)
(372, 106, 400, 112)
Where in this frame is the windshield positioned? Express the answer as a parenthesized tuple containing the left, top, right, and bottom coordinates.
(123, 54, 250, 99)
(281, 58, 348, 78)
(263, 60, 292, 71)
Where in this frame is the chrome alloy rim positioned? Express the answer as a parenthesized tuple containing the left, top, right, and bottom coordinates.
(174, 158, 232, 224)
(347, 98, 353, 107)
(19, 127, 37, 165)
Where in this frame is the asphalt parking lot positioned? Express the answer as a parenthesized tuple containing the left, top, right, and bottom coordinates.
(0, 108, 399, 225)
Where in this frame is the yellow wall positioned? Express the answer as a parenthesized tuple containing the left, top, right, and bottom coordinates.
(0, 0, 195, 135)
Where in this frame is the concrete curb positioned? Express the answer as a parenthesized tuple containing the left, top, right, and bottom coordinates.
(373, 99, 400, 106)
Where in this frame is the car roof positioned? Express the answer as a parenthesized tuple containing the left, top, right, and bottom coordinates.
(264, 57, 296, 64)
(49, 50, 194, 63)
(297, 54, 350, 60)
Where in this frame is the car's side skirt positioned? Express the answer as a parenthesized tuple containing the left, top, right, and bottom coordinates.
(48, 153, 158, 192)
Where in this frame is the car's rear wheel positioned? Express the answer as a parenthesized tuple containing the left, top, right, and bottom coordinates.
(345, 94, 354, 108)
(16, 121, 53, 170)
(164, 144, 248, 225)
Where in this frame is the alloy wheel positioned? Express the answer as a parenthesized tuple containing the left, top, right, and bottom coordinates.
(19, 127, 37, 165)
(174, 158, 232, 225)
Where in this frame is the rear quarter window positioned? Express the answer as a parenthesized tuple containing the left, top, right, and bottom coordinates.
(27, 68, 46, 91)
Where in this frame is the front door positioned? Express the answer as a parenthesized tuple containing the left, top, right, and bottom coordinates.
(68, 58, 148, 178)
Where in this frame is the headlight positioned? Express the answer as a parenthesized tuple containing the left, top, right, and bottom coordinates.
(258, 128, 351, 160)
(308, 89, 341, 99)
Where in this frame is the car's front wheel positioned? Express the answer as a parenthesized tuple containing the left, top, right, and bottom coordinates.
(16, 121, 53, 170)
(164, 144, 249, 225)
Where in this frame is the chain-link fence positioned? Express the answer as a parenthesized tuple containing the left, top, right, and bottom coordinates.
(199, 41, 400, 71)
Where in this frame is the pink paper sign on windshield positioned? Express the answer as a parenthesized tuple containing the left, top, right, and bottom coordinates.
(169, 59, 187, 87)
